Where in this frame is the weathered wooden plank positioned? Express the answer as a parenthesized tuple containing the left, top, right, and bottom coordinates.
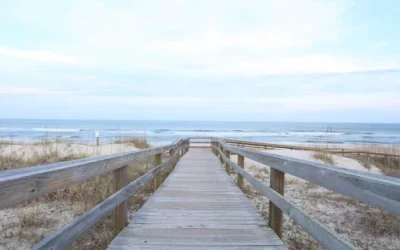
(269, 169, 284, 238)
(225, 139, 400, 158)
(113, 165, 128, 236)
(0, 140, 186, 209)
(224, 150, 231, 173)
(31, 149, 183, 250)
(153, 153, 162, 190)
(237, 155, 244, 191)
(213, 145, 356, 250)
(108, 246, 287, 250)
(108, 148, 285, 249)
(218, 140, 400, 216)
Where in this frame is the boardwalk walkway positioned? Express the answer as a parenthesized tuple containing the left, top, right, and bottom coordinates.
(108, 148, 286, 249)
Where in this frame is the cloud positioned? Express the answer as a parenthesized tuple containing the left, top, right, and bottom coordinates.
(231, 92, 400, 112)
(0, 47, 81, 65)
(0, 87, 72, 95)
(177, 54, 397, 75)
(1, 0, 398, 75)
(89, 96, 207, 106)
(0, 0, 399, 121)
(40, 91, 398, 113)
(6, 0, 394, 75)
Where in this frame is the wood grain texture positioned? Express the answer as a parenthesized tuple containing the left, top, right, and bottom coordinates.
(212, 145, 357, 250)
(224, 150, 231, 173)
(219, 140, 400, 216)
(268, 169, 284, 238)
(114, 166, 128, 236)
(108, 148, 286, 250)
(32, 148, 185, 250)
(237, 155, 244, 191)
(225, 139, 400, 157)
(0, 140, 187, 209)
(153, 153, 162, 190)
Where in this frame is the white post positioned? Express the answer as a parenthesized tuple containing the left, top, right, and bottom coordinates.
(95, 131, 100, 146)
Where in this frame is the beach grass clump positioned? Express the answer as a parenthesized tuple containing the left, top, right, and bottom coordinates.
(115, 137, 150, 149)
(0, 141, 88, 171)
(313, 151, 335, 165)
(354, 154, 400, 177)
(0, 139, 167, 250)
(351, 144, 400, 177)
(71, 157, 170, 250)
(18, 206, 45, 230)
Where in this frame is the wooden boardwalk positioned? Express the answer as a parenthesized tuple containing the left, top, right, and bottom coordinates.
(108, 148, 286, 249)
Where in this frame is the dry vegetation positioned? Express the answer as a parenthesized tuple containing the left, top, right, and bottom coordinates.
(227, 154, 400, 250)
(114, 137, 150, 149)
(349, 145, 400, 177)
(0, 140, 88, 171)
(0, 138, 170, 250)
(309, 143, 400, 177)
(312, 151, 336, 165)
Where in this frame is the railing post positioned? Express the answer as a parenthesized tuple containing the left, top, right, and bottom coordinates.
(113, 165, 128, 236)
(153, 153, 162, 190)
(224, 150, 230, 174)
(237, 155, 244, 190)
(269, 168, 285, 238)
(219, 144, 223, 163)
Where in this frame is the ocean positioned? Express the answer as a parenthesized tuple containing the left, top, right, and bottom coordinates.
(0, 119, 400, 145)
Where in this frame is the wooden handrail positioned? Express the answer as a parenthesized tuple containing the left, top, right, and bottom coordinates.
(0, 139, 187, 209)
(225, 139, 400, 157)
(32, 148, 185, 250)
(212, 139, 400, 250)
(0, 139, 189, 249)
(219, 140, 400, 216)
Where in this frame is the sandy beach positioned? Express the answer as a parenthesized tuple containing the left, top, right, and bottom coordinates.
(229, 148, 400, 249)
(1, 141, 399, 249)
(0, 141, 146, 250)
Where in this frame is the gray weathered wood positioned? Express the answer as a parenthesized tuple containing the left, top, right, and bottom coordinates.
(237, 155, 244, 191)
(32, 149, 183, 250)
(213, 145, 356, 250)
(225, 150, 231, 173)
(269, 169, 284, 238)
(0, 140, 186, 209)
(225, 139, 400, 158)
(113, 165, 128, 236)
(153, 153, 162, 190)
(108, 148, 286, 249)
(218, 140, 400, 216)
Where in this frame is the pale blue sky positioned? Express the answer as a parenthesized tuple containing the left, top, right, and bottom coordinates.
(0, 0, 399, 122)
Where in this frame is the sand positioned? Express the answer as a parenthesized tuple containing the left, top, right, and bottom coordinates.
(0, 142, 139, 159)
(0, 142, 142, 250)
(229, 149, 399, 249)
(1, 144, 398, 249)
(263, 148, 382, 174)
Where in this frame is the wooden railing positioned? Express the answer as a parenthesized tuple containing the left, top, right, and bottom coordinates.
(0, 139, 189, 250)
(212, 139, 400, 250)
(225, 138, 400, 157)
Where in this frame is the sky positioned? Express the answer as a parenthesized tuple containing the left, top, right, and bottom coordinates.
(0, 0, 399, 122)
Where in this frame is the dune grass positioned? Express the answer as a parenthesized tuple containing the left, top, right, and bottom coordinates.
(114, 137, 150, 149)
(353, 154, 400, 177)
(0, 140, 89, 171)
(313, 151, 336, 165)
(0, 139, 169, 250)
(309, 143, 400, 177)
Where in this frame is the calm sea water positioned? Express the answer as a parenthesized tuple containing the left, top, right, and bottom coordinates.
(1, 119, 400, 145)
